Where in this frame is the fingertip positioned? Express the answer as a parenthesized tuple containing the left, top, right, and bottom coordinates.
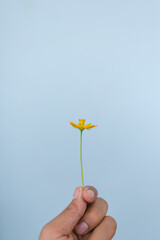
(73, 186, 83, 199)
(83, 186, 98, 203)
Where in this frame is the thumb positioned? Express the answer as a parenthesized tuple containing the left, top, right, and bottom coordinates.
(48, 186, 87, 236)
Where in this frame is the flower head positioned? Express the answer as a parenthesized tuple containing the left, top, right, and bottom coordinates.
(69, 119, 98, 131)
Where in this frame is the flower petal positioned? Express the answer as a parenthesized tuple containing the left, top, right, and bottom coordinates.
(84, 123, 92, 129)
(78, 119, 86, 128)
(69, 120, 79, 129)
(86, 125, 98, 130)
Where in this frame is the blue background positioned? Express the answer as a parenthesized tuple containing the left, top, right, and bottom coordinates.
(1, 1, 160, 239)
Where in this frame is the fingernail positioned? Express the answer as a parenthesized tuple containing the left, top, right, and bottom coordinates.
(87, 189, 95, 198)
(73, 188, 81, 199)
(76, 221, 88, 234)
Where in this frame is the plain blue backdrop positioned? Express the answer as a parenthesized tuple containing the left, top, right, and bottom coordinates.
(1, 0, 160, 239)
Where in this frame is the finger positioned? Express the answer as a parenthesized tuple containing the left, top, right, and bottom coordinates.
(79, 232, 91, 240)
(83, 186, 98, 203)
(88, 216, 117, 240)
(45, 186, 87, 236)
(75, 197, 108, 235)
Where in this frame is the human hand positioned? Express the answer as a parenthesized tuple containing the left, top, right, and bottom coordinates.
(39, 186, 117, 240)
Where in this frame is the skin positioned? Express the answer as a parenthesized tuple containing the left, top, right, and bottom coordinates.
(39, 186, 117, 240)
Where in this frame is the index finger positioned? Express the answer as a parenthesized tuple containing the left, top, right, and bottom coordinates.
(83, 186, 98, 203)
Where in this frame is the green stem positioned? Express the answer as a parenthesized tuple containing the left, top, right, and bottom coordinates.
(80, 130, 84, 189)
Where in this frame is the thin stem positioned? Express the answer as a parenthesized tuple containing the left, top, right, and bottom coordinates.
(80, 130, 84, 189)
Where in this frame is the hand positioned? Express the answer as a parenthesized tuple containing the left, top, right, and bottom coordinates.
(39, 186, 117, 240)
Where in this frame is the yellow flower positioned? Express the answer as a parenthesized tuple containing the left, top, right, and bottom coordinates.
(69, 119, 98, 131)
(69, 118, 98, 189)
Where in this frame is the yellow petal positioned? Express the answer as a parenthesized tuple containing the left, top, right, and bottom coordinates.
(86, 125, 98, 130)
(69, 120, 79, 129)
(78, 119, 86, 128)
(84, 123, 92, 129)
